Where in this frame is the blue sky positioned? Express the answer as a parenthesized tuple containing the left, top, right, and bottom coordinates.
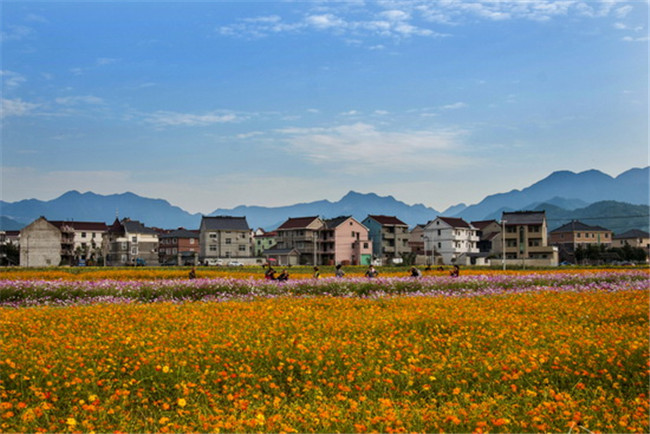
(2, 1, 648, 214)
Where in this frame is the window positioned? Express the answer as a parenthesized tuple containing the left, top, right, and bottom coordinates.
(438, 242, 441, 248)
(190, 238, 195, 244)
(81, 232, 87, 238)
(225, 238, 232, 244)
(209, 245, 217, 252)
(209, 233, 217, 239)
(239, 245, 246, 252)
(363, 243, 369, 249)
(132, 236, 137, 243)
(92, 233, 96, 239)
(437, 229, 441, 236)
(172, 248, 177, 254)
(506, 226, 517, 233)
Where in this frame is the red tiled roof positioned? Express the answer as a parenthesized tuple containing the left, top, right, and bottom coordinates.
(367, 215, 407, 226)
(438, 217, 471, 228)
(277, 216, 320, 230)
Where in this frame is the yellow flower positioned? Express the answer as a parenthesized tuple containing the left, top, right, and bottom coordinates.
(66, 417, 77, 426)
(177, 398, 187, 407)
(162, 365, 170, 373)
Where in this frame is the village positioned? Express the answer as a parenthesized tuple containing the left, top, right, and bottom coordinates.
(7, 210, 649, 268)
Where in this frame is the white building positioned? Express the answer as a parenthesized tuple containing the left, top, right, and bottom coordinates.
(423, 217, 488, 266)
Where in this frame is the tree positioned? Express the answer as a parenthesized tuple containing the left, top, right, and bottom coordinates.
(0, 242, 19, 266)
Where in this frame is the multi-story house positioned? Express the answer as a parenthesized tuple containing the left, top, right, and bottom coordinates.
(253, 230, 277, 257)
(423, 217, 485, 265)
(47, 220, 108, 265)
(549, 220, 612, 262)
(20, 217, 108, 267)
(199, 216, 252, 263)
(409, 224, 426, 256)
(362, 215, 410, 264)
(320, 216, 373, 266)
(159, 228, 200, 265)
(612, 229, 650, 249)
(501, 211, 558, 266)
(274, 216, 324, 265)
(471, 220, 502, 256)
(105, 218, 159, 266)
(549, 221, 613, 247)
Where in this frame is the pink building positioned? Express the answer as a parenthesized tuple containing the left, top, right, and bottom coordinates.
(274, 215, 373, 265)
(320, 216, 373, 266)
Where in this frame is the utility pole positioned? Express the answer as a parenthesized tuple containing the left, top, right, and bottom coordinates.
(502, 218, 506, 271)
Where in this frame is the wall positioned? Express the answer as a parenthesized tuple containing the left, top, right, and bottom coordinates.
(20, 218, 61, 267)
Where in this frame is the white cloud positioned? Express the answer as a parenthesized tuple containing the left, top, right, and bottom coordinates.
(277, 122, 471, 172)
(622, 35, 649, 42)
(1, 70, 27, 88)
(441, 102, 467, 110)
(143, 110, 241, 127)
(1, 98, 40, 118)
(0, 25, 34, 42)
(55, 95, 105, 106)
(306, 14, 347, 30)
(380, 10, 410, 22)
(96, 57, 119, 66)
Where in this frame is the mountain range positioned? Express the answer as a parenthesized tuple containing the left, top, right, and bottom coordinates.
(1, 167, 648, 233)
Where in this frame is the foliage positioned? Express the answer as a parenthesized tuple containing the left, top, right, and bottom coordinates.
(0, 276, 647, 433)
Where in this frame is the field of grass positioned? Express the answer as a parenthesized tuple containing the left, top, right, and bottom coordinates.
(0, 268, 648, 433)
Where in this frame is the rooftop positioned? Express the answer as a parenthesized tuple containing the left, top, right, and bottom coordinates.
(365, 215, 408, 226)
(201, 216, 250, 231)
(277, 216, 321, 230)
(550, 221, 611, 233)
(438, 216, 472, 229)
(613, 229, 650, 239)
(502, 211, 546, 226)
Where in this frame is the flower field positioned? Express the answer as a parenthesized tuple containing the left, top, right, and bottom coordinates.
(0, 269, 648, 433)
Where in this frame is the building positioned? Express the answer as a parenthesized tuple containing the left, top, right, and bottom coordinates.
(105, 218, 159, 266)
(320, 216, 373, 266)
(471, 220, 502, 256)
(549, 221, 613, 247)
(19, 217, 64, 267)
(423, 217, 486, 265)
(159, 228, 200, 266)
(199, 216, 252, 263)
(612, 229, 650, 249)
(274, 216, 324, 265)
(549, 220, 612, 263)
(253, 230, 277, 257)
(501, 211, 558, 266)
(408, 224, 427, 259)
(361, 215, 410, 265)
(20, 217, 108, 267)
(47, 220, 109, 265)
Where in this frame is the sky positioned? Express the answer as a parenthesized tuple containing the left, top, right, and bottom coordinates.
(1, 0, 648, 214)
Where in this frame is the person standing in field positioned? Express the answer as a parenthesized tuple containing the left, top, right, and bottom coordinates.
(313, 266, 321, 279)
(335, 264, 345, 278)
